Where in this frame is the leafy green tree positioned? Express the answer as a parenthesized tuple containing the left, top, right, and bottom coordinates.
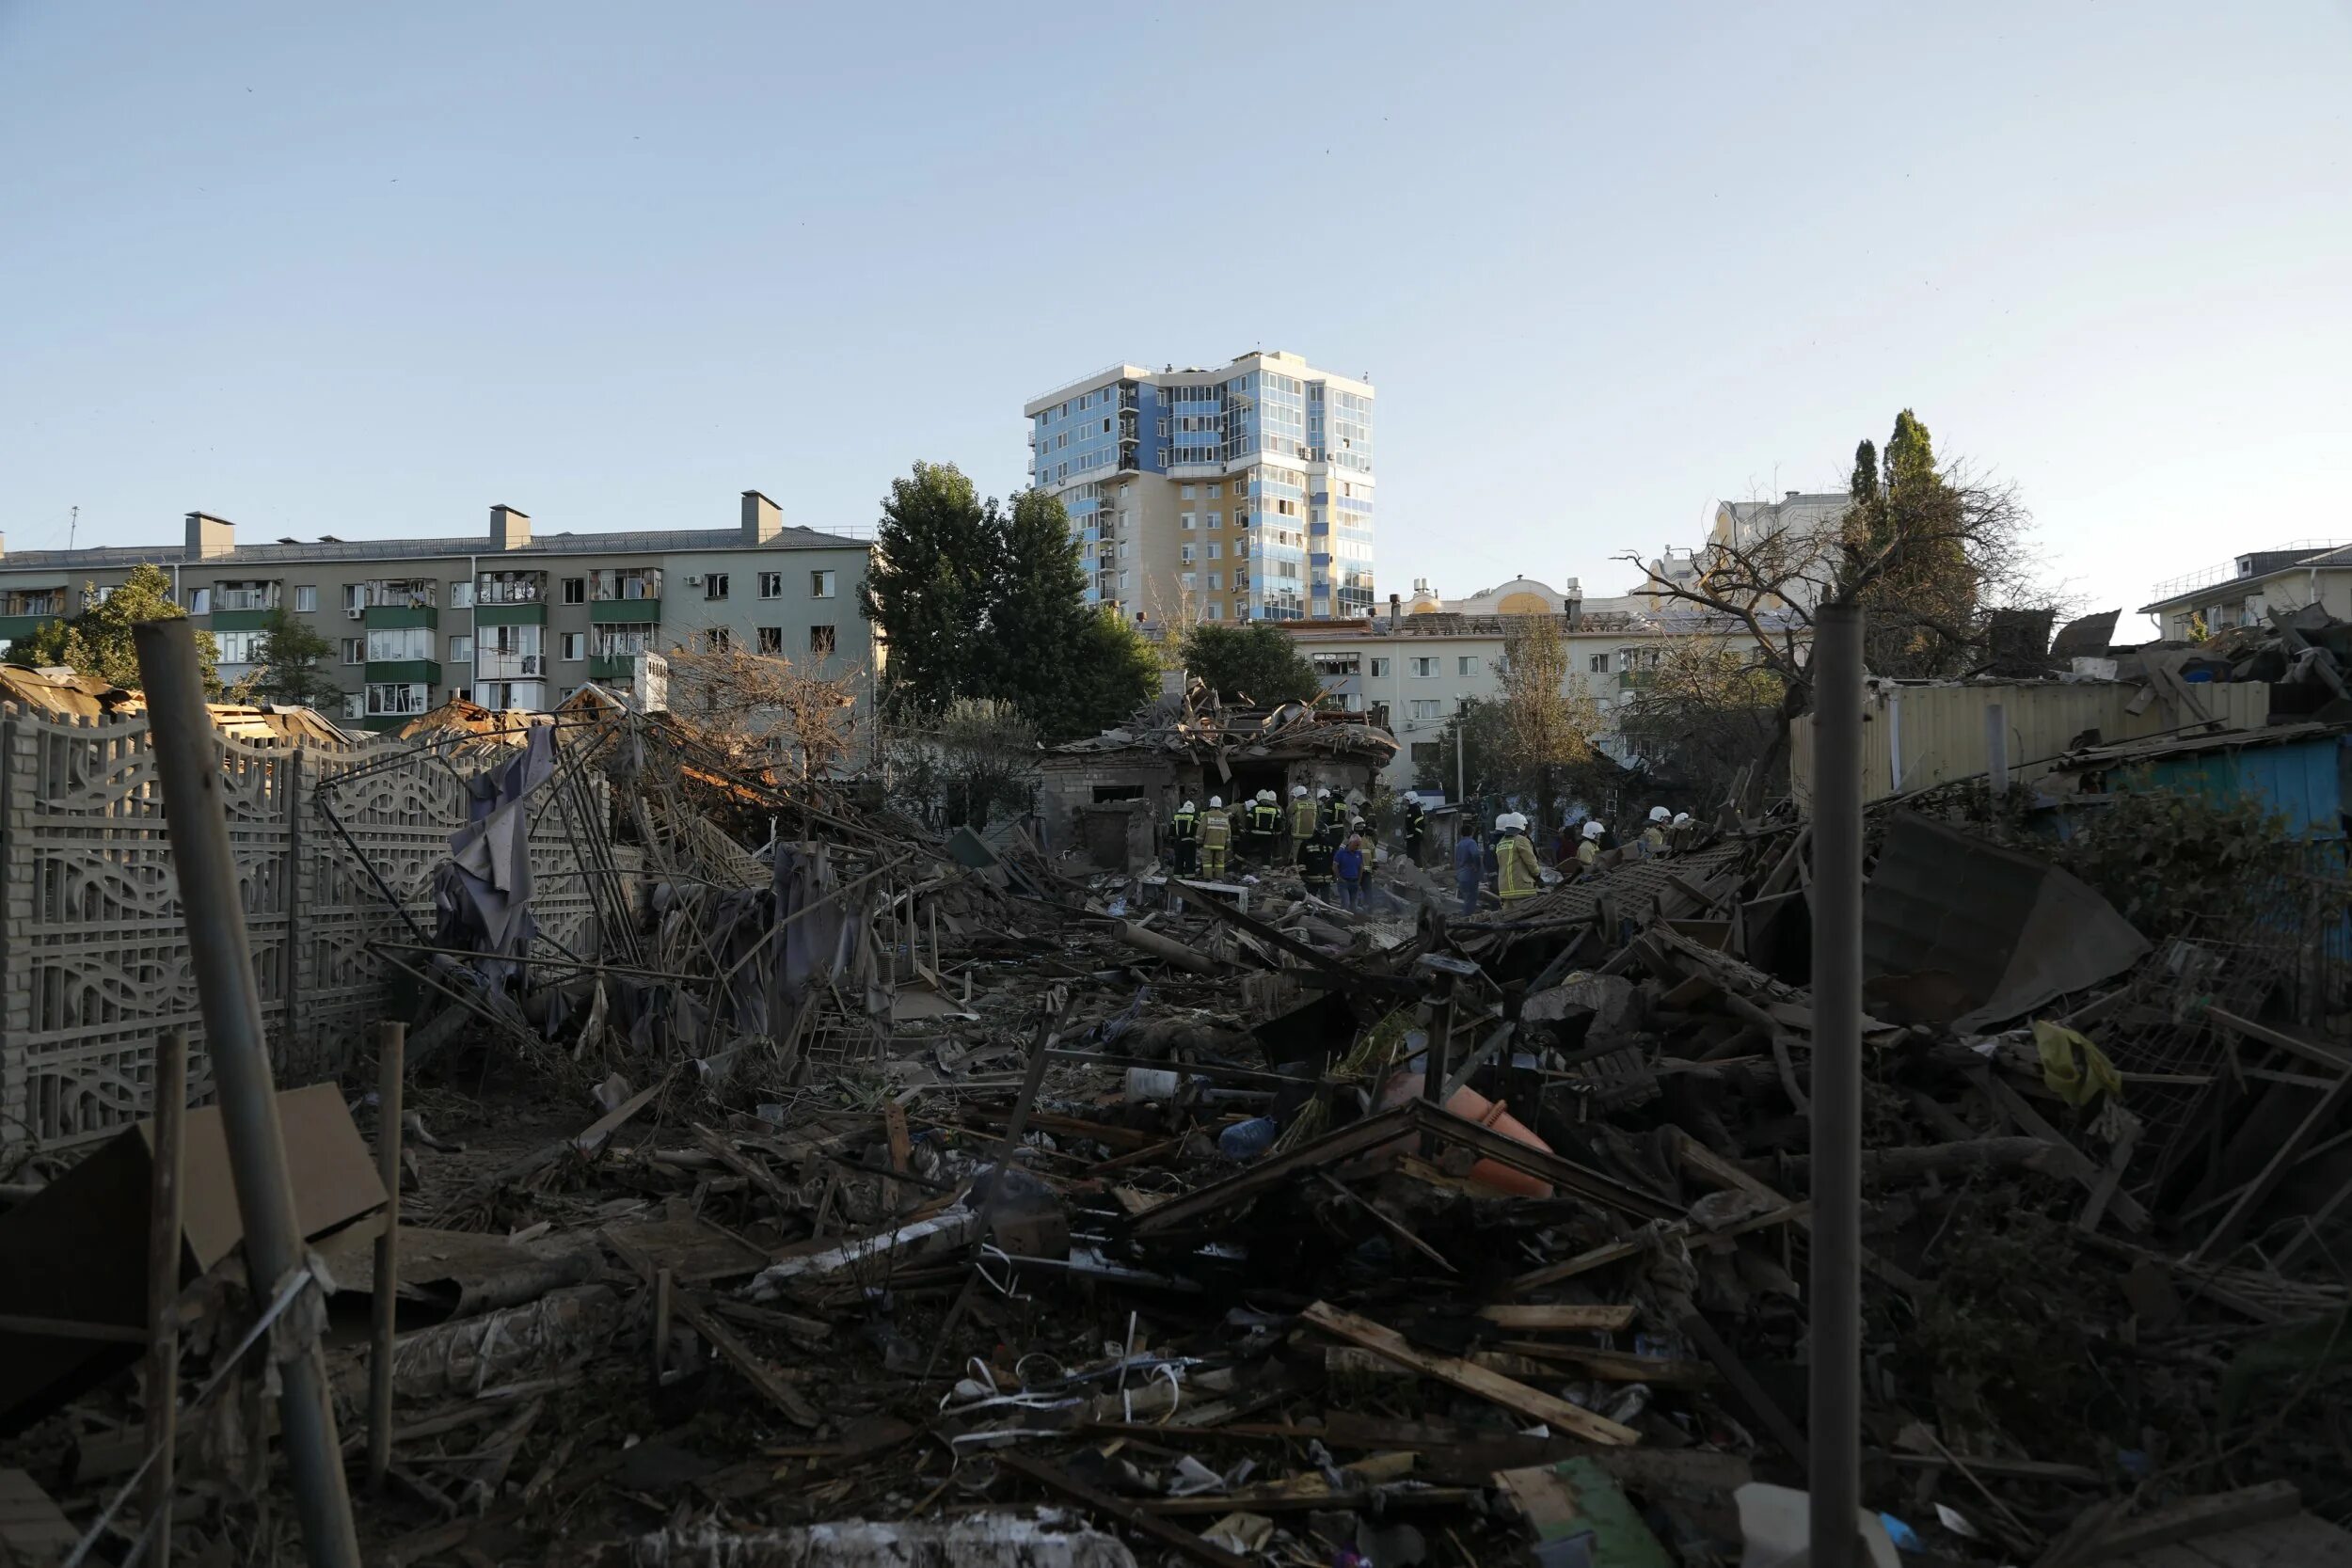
(253, 606, 342, 709)
(859, 463, 997, 716)
(1178, 622, 1321, 707)
(8, 562, 219, 692)
(1843, 408, 1983, 677)
(1414, 695, 1513, 801)
(980, 489, 1156, 740)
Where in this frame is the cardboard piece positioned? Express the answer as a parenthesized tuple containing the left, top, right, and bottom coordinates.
(0, 1082, 384, 1432)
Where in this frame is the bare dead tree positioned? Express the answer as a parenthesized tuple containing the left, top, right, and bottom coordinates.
(661, 643, 863, 781)
(1615, 455, 2058, 802)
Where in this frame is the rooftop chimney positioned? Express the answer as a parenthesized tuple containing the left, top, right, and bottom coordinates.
(742, 490, 782, 545)
(490, 503, 531, 550)
(1389, 592, 1402, 633)
(1786, 489, 1800, 500)
(0, 531, 8, 560)
(184, 512, 233, 561)
(1564, 578, 1583, 629)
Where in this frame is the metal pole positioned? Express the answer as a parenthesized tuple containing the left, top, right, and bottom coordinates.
(1807, 602, 1865, 1568)
(133, 621, 364, 1568)
(1983, 701, 2010, 799)
(143, 1030, 187, 1568)
(366, 1021, 405, 1491)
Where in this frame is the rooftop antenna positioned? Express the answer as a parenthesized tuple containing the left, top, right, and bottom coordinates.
(68, 505, 78, 550)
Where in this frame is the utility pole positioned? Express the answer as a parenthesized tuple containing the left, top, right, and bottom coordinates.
(68, 505, 78, 550)
(1809, 602, 1865, 1568)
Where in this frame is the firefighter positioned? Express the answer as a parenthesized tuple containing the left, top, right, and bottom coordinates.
(1317, 786, 1344, 838)
(1288, 784, 1318, 858)
(1576, 817, 1607, 873)
(1297, 819, 1336, 900)
(1401, 793, 1426, 866)
(1497, 812, 1542, 903)
(1249, 789, 1282, 861)
(1200, 796, 1232, 880)
(1169, 798, 1200, 876)
(1641, 805, 1671, 858)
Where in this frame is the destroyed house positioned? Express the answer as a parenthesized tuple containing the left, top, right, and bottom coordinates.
(1040, 698, 1398, 869)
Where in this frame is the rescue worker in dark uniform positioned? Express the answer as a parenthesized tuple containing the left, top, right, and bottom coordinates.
(1169, 798, 1200, 876)
(1402, 795, 1426, 866)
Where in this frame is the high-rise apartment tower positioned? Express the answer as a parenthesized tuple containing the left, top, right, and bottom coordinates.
(1024, 350, 1375, 625)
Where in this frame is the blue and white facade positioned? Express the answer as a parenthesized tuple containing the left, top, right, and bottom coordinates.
(1024, 351, 1375, 626)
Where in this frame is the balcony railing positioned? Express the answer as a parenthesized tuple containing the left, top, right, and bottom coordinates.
(212, 588, 281, 611)
(475, 651, 546, 678)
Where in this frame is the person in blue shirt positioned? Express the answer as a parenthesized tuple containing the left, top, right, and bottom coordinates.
(1333, 833, 1365, 911)
(1453, 829, 1485, 917)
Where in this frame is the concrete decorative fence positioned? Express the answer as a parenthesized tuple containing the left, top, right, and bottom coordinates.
(0, 704, 598, 1169)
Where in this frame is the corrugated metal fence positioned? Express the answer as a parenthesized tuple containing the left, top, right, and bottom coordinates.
(1790, 679, 2271, 807)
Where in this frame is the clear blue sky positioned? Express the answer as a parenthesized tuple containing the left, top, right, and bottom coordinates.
(4, 3, 2347, 633)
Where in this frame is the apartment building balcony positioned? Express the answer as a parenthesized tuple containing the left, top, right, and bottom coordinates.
(590, 598, 662, 625)
(363, 603, 437, 630)
(589, 653, 638, 682)
(474, 572, 548, 606)
(474, 598, 548, 626)
(365, 658, 441, 687)
(1617, 669, 1657, 691)
(211, 586, 280, 612)
(474, 650, 546, 680)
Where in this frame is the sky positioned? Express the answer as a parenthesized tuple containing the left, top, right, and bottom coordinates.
(3, 3, 2348, 636)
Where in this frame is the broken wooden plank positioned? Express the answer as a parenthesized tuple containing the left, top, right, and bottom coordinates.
(1475, 1303, 1637, 1333)
(994, 1449, 1251, 1568)
(669, 1292, 819, 1428)
(1300, 1300, 1640, 1447)
(1132, 1105, 1418, 1235)
(1976, 1069, 2152, 1233)
(1313, 1173, 1455, 1274)
(1505, 1238, 1646, 1296)
(1492, 1342, 1717, 1387)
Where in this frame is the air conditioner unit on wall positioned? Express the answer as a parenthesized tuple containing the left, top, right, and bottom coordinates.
(683, 575, 703, 587)
(347, 606, 364, 620)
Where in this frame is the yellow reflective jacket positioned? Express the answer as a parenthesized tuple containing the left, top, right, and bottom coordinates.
(1498, 834, 1542, 900)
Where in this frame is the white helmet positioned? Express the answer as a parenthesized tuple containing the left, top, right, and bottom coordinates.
(1581, 820, 1607, 841)
(1292, 784, 1307, 798)
(1497, 812, 1525, 832)
(1262, 789, 1276, 803)
(1317, 787, 1331, 799)
(1182, 800, 1196, 813)
(1649, 806, 1672, 823)
(1209, 796, 1222, 808)
(1672, 812, 1692, 827)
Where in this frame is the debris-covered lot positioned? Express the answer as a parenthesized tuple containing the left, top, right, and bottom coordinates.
(5, 676, 2352, 1568)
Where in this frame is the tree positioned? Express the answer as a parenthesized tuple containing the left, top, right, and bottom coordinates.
(1616, 408, 2052, 802)
(1178, 622, 1321, 707)
(859, 463, 996, 717)
(1414, 695, 1514, 803)
(888, 698, 1038, 831)
(979, 489, 1157, 741)
(252, 607, 342, 709)
(7, 562, 219, 692)
(662, 642, 862, 779)
(1616, 636, 1788, 810)
(860, 468, 1155, 741)
(1495, 614, 1607, 834)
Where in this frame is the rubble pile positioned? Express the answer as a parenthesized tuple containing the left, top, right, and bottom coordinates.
(4, 707, 2352, 1567)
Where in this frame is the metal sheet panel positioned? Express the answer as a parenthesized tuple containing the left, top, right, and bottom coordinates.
(1792, 680, 2272, 807)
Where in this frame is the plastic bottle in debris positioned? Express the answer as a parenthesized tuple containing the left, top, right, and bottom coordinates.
(1217, 1117, 1279, 1160)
